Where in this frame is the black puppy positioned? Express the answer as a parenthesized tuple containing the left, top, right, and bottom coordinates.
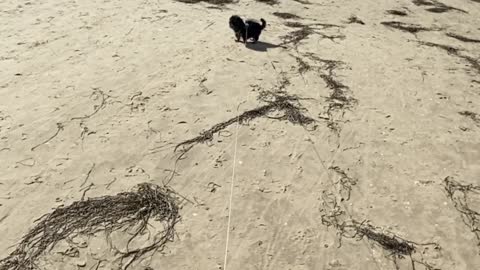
(229, 15, 266, 43)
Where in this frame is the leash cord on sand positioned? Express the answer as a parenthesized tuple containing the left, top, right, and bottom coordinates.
(245, 23, 248, 45)
(222, 98, 246, 270)
(223, 22, 249, 270)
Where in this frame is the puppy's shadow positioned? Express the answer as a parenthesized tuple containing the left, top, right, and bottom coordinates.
(245, 41, 285, 52)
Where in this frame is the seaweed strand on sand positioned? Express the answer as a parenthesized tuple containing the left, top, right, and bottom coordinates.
(273, 12, 300, 20)
(255, 0, 279, 5)
(280, 25, 314, 46)
(321, 214, 441, 269)
(459, 110, 480, 125)
(175, 0, 234, 5)
(444, 176, 480, 249)
(281, 22, 344, 47)
(293, 52, 356, 134)
(446, 33, 480, 43)
(418, 41, 480, 74)
(381, 21, 432, 34)
(175, 90, 315, 152)
(320, 168, 440, 269)
(329, 166, 357, 201)
(321, 192, 441, 269)
(412, 0, 467, 13)
(386, 10, 408, 16)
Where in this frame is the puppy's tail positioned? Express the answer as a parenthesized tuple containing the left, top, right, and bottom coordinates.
(260, 18, 266, 29)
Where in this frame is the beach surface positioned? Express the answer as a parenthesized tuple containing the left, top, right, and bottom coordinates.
(1, 0, 480, 269)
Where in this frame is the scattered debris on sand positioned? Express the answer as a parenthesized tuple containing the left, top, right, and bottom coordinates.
(255, 0, 279, 5)
(444, 176, 480, 249)
(175, 0, 234, 5)
(418, 41, 480, 74)
(347, 15, 365, 25)
(273, 12, 301, 20)
(386, 9, 409, 16)
(381, 21, 433, 34)
(175, 90, 315, 152)
(446, 33, 480, 43)
(412, 0, 467, 13)
(0, 183, 181, 270)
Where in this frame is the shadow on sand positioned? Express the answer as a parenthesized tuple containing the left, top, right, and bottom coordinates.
(245, 41, 286, 52)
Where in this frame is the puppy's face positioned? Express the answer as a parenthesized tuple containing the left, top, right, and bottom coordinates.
(229, 16, 245, 32)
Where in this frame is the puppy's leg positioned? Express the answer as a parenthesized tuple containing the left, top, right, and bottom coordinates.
(244, 33, 249, 43)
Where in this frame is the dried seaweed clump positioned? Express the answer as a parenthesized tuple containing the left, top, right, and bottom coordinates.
(347, 15, 365, 25)
(321, 65, 357, 114)
(175, 91, 314, 152)
(0, 183, 180, 270)
(280, 26, 314, 46)
(412, 0, 434, 5)
(444, 176, 480, 247)
(459, 111, 480, 124)
(386, 9, 408, 16)
(320, 190, 418, 257)
(412, 0, 467, 13)
(175, 0, 234, 5)
(329, 220, 416, 256)
(255, 0, 279, 5)
(381, 21, 432, 33)
(281, 21, 344, 47)
(446, 33, 480, 43)
(273, 12, 301, 19)
(418, 41, 459, 54)
(284, 21, 305, 28)
(294, 55, 311, 74)
(299, 53, 355, 133)
(293, 0, 310, 4)
(329, 166, 357, 201)
(320, 200, 440, 269)
(320, 165, 439, 268)
(418, 41, 480, 74)
(355, 224, 415, 255)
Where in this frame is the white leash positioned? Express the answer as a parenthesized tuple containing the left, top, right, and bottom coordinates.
(222, 103, 242, 270)
(245, 23, 249, 45)
(222, 87, 251, 270)
(223, 19, 249, 268)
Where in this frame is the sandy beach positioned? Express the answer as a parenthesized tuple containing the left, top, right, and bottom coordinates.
(1, 0, 480, 269)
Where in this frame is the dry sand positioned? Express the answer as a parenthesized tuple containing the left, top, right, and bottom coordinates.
(1, 0, 480, 269)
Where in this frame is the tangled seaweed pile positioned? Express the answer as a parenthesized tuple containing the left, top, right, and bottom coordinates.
(0, 183, 180, 270)
(329, 166, 358, 201)
(175, 0, 234, 5)
(280, 25, 314, 46)
(444, 176, 480, 248)
(322, 216, 415, 256)
(320, 170, 440, 269)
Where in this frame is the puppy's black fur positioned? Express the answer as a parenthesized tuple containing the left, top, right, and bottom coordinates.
(229, 15, 266, 43)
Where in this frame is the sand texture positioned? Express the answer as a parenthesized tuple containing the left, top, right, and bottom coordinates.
(1, 0, 480, 269)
